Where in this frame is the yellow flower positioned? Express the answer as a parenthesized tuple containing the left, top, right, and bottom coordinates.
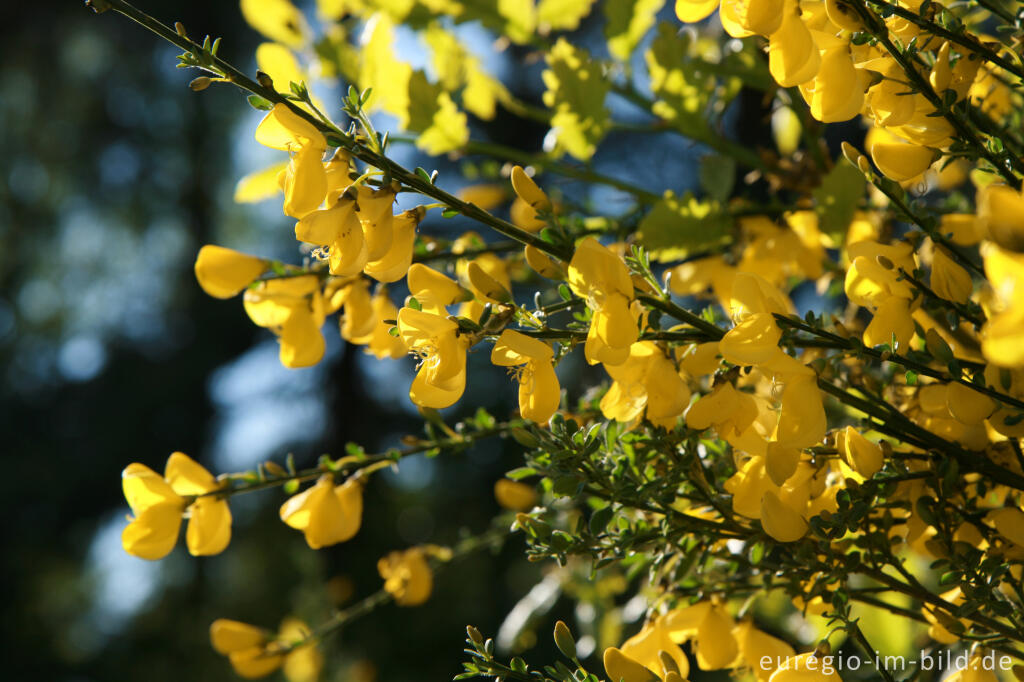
(279, 618, 323, 682)
(600, 341, 691, 429)
(863, 296, 915, 350)
(870, 140, 935, 182)
(255, 103, 327, 218)
(726, 0, 784, 36)
(719, 312, 783, 366)
(355, 184, 396, 261)
(363, 287, 407, 360)
(662, 601, 738, 670)
(978, 183, 1024, 252)
(365, 207, 421, 283)
(602, 646, 659, 682)
(838, 426, 883, 477)
(244, 275, 326, 368)
(494, 478, 538, 511)
(981, 245, 1024, 367)
(761, 488, 808, 542)
(378, 547, 433, 606)
(491, 330, 560, 423)
(459, 251, 512, 321)
(279, 476, 363, 549)
(775, 374, 826, 450)
(294, 194, 367, 277)
(732, 619, 794, 681)
(336, 278, 377, 344)
(618, 617, 689, 679)
(800, 44, 867, 123)
(930, 245, 973, 304)
(767, 4, 821, 88)
(686, 382, 759, 440)
(398, 307, 469, 408)
(194, 245, 268, 299)
(568, 237, 638, 366)
(457, 183, 508, 211)
(406, 263, 468, 315)
(210, 617, 321, 681)
(210, 619, 284, 679)
(988, 507, 1024, 547)
(121, 452, 231, 560)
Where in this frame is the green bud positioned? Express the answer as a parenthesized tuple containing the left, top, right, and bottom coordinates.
(189, 76, 212, 91)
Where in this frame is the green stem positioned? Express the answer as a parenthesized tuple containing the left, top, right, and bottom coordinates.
(93, 0, 574, 262)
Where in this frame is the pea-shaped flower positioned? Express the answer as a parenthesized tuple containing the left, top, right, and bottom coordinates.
(378, 547, 433, 606)
(568, 237, 638, 366)
(398, 307, 469, 409)
(194, 245, 268, 299)
(279, 476, 363, 549)
(491, 330, 560, 423)
(255, 103, 328, 218)
(121, 452, 232, 560)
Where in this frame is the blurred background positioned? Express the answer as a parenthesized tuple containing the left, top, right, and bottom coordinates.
(0, 1, 724, 680)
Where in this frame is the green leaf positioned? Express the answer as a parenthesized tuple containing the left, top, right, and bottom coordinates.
(537, 0, 595, 31)
(458, 0, 537, 44)
(406, 70, 470, 155)
(246, 94, 274, 111)
(541, 38, 610, 161)
(698, 154, 736, 202)
(813, 158, 866, 244)
(605, 0, 665, 61)
(645, 23, 712, 139)
(637, 191, 732, 261)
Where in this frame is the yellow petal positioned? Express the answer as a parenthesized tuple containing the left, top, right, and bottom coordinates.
(863, 296, 915, 350)
(675, 0, 720, 23)
(378, 548, 433, 606)
(210, 619, 268, 654)
(254, 103, 324, 151)
(720, 313, 782, 366)
(165, 451, 219, 496)
(194, 245, 267, 299)
(521, 359, 561, 423)
(234, 162, 288, 203)
(603, 647, 660, 682)
(768, 9, 821, 87)
(407, 263, 464, 315)
(946, 381, 996, 425)
(775, 376, 826, 449)
(930, 246, 973, 304)
(186, 497, 232, 556)
(694, 604, 738, 670)
(228, 648, 285, 679)
(761, 490, 808, 542)
(766, 441, 800, 486)
(494, 479, 538, 511)
(122, 462, 184, 515)
(122, 503, 183, 560)
(356, 185, 396, 261)
(733, 620, 794, 681)
(282, 145, 328, 218)
(295, 197, 358, 246)
(278, 305, 325, 368)
(730, 0, 784, 37)
(491, 329, 554, 366)
(841, 426, 883, 477)
(365, 208, 420, 283)
(870, 141, 935, 182)
(989, 507, 1024, 546)
(978, 184, 1024, 252)
(240, 0, 307, 47)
